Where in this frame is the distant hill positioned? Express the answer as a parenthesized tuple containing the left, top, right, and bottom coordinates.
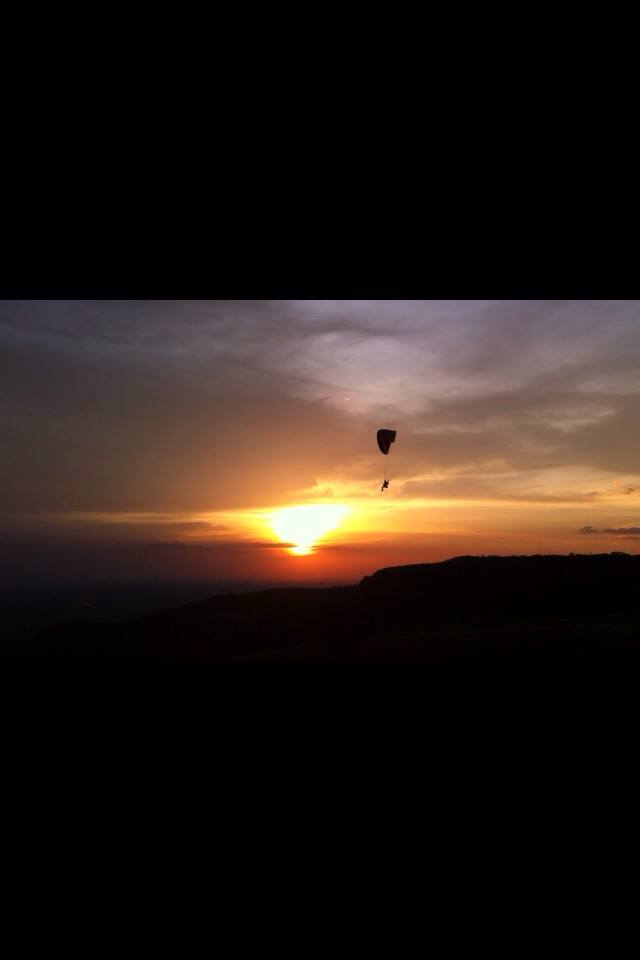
(3, 554, 640, 663)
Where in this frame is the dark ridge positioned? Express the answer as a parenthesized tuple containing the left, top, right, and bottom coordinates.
(360, 553, 640, 616)
(3, 554, 640, 663)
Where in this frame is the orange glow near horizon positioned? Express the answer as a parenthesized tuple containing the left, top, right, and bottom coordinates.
(27, 488, 640, 586)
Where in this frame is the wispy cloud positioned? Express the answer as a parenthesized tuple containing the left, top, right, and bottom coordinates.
(580, 526, 640, 535)
(3, 300, 640, 580)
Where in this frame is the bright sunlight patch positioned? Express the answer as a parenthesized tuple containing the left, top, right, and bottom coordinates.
(268, 505, 351, 556)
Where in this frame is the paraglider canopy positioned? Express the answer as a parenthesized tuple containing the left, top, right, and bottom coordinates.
(377, 429, 397, 456)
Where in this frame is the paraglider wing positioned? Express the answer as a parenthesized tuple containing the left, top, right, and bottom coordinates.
(377, 429, 397, 456)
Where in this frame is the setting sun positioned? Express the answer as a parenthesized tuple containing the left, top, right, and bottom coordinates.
(268, 505, 351, 556)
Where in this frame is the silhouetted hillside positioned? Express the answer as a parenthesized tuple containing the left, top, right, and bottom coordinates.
(361, 553, 640, 619)
(3, 554, 640, 663)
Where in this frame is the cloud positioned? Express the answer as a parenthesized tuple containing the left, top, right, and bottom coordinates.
(404, 474, 603, 503)
(579, 526, 640, 535)
(3, 299, 640, 527)
(148, 539, 293, 552)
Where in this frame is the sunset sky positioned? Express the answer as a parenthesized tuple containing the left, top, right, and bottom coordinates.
(2, 299, 640, 585)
